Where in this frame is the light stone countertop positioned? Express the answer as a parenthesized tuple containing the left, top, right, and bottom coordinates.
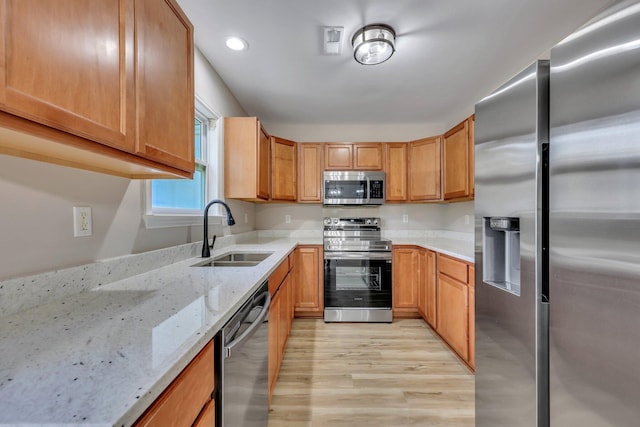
(0, 233, 471, 426)
(390, 237, 474, 263)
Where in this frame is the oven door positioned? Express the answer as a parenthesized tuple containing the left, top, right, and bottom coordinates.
(324, 252, 392, 308)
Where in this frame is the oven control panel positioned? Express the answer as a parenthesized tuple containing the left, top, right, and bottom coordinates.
(323, 217, 380, 227)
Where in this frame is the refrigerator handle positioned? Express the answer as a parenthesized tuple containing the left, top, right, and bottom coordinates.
(541, 142, 550, 303)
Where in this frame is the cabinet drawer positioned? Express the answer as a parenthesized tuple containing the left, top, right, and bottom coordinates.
(193, 398, 215, 427)
(269, 259, 289, 295)
(438, 254, 468, 284)
(135, 341, 214, 427)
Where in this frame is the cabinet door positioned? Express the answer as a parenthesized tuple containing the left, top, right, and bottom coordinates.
(353, 143, 383, 170)
(271, 137, 297, 201)
(409, 136, 441, 201)
(192, 399, 215, 427)
(0, 0, 135, 152)
(384, 143, 408, 201)
(437, 273, 469, 361)
(224, 117, 270, 201)
(425, 251, 437, 328)
(443, 119, 470, 200)
(279, 274, 291, 355)
(135, 341, 214, 427)
(268, 290, 281, 403)
(468, 115, 475, 198)
(295, 246, 323, 316)
(135, 0, 194, 173)
(417, 250, 427, 318)
(298, 143, 323, 203)
(468, 265, 475, 369)
(257, 125, 270, 199)
(392, 247, 419, 312)
(324, 143, 352, 170)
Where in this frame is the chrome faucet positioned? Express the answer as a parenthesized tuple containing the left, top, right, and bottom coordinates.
(202, 199, 236, 258)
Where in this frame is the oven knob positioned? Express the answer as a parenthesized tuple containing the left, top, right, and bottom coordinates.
(366, 219, 372, 225)
(324, 218, 331, 225)
(373, 219, 378, 225)
(333, 218, 339, 224)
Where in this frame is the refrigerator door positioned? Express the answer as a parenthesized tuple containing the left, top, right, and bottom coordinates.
(549, 2, 640, 426)
(474, 61, 549, 427)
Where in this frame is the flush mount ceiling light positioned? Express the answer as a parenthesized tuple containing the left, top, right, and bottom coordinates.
(225, 36, 248, 51)
(352, 24, 396, 65)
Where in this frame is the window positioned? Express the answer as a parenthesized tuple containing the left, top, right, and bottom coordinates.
(144, 97, 222, 228)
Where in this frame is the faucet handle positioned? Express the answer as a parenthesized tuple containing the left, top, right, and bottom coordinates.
(209, 234, 217, 250)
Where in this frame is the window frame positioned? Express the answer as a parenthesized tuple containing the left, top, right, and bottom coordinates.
(143, 96, 224, 229)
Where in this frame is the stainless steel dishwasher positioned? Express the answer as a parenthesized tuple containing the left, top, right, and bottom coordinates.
(220, 281, 270, 427)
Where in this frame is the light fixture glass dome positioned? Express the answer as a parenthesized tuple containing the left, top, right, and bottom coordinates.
(352, 24, 396, 65)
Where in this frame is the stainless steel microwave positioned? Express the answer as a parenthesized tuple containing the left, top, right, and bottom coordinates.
(323, 171, 385, 205)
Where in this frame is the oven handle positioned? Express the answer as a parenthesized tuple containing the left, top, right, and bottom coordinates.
(324, 251, 392, 260)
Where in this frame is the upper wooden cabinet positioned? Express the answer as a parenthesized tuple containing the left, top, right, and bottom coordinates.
(324, 143, 383, 170)
(271, 136, 297, 201)
(443, 118, 472, 200)
(469, 115, 475, 198)
(324, 143, 352, 170)
(0, 0, 194, 179)
(409, 136, 441, 201)
(298, 143, 323, 203)
(384, 143, 408, 202)
(224, 117, 270, 201)
(134, 0, 194, 173)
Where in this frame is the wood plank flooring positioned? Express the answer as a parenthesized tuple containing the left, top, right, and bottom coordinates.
(268, 319, 475, 427)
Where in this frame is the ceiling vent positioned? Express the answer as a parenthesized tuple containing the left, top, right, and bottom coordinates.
(323, 26, 344, 55)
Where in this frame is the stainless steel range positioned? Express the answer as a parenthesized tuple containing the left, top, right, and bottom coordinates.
(323, 217, 393, 322)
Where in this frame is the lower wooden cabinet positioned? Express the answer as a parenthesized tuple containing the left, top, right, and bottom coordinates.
(436, 272, 469, 361)
(294, 245, 324, 317)
(268, 257, 296, 405)
(392, 246, 420, 317)
(468, 266, 476, 369)
(192, 399, 215, 427)
(134, 341, 214, 427)
(394, 247, 475, 369)
(435, 254, 475, 369)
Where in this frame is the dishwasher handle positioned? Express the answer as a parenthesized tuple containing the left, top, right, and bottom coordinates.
(224, 291, 271, 359)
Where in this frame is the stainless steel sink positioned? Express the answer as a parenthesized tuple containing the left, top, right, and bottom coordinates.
(191, 251, 274, 267)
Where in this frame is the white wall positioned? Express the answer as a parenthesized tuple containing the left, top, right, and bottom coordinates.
(0, 48, 251, 280)
(255, 202, 474, 234)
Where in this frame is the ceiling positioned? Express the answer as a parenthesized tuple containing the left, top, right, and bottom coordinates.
(176, 0, 617, 133)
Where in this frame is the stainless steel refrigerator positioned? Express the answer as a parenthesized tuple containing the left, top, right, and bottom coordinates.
(474, 1, 640, 426)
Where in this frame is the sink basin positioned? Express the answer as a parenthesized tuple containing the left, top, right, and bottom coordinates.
(191, 251, 274, 267)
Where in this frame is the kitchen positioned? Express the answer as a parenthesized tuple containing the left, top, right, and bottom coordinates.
(0, 0, 638, 426)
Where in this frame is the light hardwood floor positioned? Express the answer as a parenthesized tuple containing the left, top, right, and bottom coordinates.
(268, 319, 475, 427)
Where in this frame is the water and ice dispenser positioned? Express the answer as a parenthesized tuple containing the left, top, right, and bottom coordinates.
(483, 217, 521, 295)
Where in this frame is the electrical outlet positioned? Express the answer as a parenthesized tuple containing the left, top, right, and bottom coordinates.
(244, 213, 249, 224)
(285, 215, 291, 224)
(402, 214, 409, 223)
(465, 214, 470, 225)
(73, 207, 92, 237)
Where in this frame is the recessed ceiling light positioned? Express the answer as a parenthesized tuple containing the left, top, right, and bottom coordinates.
(225, 36, 248, 51)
